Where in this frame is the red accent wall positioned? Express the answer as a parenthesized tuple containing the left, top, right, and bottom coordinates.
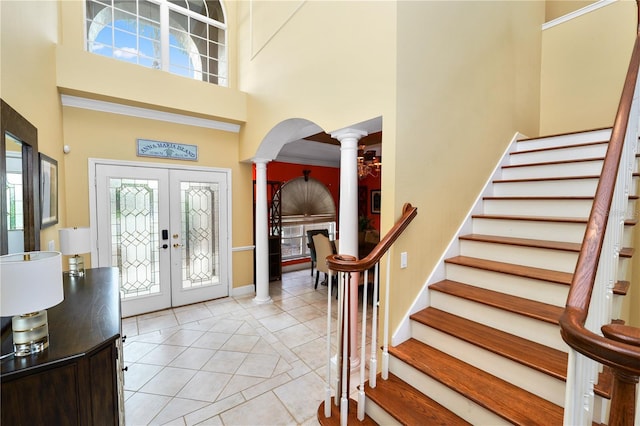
(358, 174, 381, 230)
(252, 161, 382, 242)
(267, 162, 341, 209)
(254, 162, 382, 231)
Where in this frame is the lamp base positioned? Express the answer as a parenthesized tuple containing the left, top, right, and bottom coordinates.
(12, 311, 50, 356)
(68, 255, 85, 277)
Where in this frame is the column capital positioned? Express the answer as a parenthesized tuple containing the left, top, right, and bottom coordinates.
(330, 128, 368, 143)
(252, 157, 271, 166)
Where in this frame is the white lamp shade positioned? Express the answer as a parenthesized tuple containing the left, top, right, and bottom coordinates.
(0, 251, 64, 316)
(59, 227, 91, 255)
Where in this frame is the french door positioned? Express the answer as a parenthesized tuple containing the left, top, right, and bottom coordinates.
(93, 162, 230, 317)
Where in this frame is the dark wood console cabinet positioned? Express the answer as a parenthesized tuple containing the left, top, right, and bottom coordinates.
(1, 267, 123, 425)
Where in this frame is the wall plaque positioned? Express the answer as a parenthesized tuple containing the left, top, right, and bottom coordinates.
(137, 139, 198, 161)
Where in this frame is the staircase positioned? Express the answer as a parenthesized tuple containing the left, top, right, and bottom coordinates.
(364, 129, 638, 425)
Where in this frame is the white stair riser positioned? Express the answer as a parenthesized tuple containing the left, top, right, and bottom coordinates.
(388, 357, 511, 426)
(483, 198, 637, 219)
(444, 263, 569, 307)
(474, 218, 635, 248)
(472, 218, 587, 243)
(516, 130, 611, 151)
(364, 399, 402, 426)
(429, 291, 567, 351)
(509, 144, 608, 165)
(493, 179, 598, 197)
(500, 160, 604, 180)
(459, 240, 577, 273)
(410, 322, 566, 406)
(618, 257, 631, 281)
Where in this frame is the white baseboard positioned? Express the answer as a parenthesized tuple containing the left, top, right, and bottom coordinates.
(282, 261, 310, 273)
(232, 284, 255, 297)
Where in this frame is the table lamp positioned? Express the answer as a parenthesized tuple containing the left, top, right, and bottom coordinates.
(0, 251, 64, 356)
(59, 227, 91, 277)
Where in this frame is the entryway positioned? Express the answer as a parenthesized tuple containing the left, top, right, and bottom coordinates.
(91, 160, 230, 317)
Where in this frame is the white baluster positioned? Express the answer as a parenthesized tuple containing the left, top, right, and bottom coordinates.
(335, 272, 343, 408)
(340, 273, 350, 426)
(324, 269, 333, 418)
(369, 263, 379, 387)
(382, 251, 391, 380)
(357, 269, 369, 421)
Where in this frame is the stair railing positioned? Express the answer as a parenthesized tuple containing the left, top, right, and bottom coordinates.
(559, 3, 640, 425)
(317, 202, 417, 425)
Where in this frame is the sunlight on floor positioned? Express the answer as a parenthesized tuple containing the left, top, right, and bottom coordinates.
(122, 269, 373, 425)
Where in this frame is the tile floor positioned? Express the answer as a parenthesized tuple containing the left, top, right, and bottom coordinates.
(122, 268, 371, 426)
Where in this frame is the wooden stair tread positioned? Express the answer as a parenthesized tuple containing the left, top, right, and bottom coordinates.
(494, 172, 639, 184)
(615, 280, 631, 296)
(502, 156, 607, 169)
(445, 255, 572, 286)
(483, 194, 639, 200)
(516, 127, 611, 142)
(411, 307, 567, 380)
(503, 153, 640, 169)
(472, 214, 637, 226)
(365, 373, 471, 425)
(459, 234, 634, 258)
(494, 174, 601, 183)
(511, 140, 608, 155)
(594, 366, 613, 399)
(430, 279, 563, 324)
(390, 338, 564, 425)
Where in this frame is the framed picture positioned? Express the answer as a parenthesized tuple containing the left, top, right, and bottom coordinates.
(371, 189, 381, 214)
(39, 153, 58, 228)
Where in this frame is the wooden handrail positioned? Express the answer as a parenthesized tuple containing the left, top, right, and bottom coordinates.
(326, 203, 418, 272)
(559, 0, 640, 381)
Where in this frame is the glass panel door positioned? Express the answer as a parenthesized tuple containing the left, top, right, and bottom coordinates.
(96, 165, 171, 317)
(94, 163, 229, 317)
(170, 169, 228, 306)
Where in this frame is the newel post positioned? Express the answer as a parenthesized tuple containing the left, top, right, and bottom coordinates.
(601, 323, 640, 426)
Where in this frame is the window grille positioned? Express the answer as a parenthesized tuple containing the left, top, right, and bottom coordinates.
(281, 222, 336, 260)
(85, 0, 228, 86)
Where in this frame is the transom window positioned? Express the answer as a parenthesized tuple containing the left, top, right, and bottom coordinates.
(85, 0, 228, 86)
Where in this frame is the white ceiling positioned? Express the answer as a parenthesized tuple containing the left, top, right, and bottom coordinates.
(275, 117, 382, 168)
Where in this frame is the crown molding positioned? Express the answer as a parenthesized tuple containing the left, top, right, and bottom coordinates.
(60, 94, 241, 133)
(542, 0, 616, 30)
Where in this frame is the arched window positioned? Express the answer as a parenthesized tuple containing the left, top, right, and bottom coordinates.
(278, 177, 337, 260)
(86, 0, 227, 86)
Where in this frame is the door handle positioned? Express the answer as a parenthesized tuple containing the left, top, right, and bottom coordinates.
(173, 243, 184, 248)
(159, 244, 168, 249)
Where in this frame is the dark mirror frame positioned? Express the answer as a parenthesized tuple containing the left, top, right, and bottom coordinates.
(1, 99, 40, 255)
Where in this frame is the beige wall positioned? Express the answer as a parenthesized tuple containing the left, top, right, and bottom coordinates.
(545, 0, 597, 22)
(387, 1, 545, 332)
(235, 1, 545, 334)
(539, 1, 638, 326)
(61, 107, 255, 288)
(1, 1, 66, 248)
(235, 1, 398, 161)
(539, 1, 636, 135)
(0, 0, 254, 289)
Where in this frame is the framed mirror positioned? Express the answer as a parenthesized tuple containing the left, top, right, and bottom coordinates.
(1, 99, 40, 255)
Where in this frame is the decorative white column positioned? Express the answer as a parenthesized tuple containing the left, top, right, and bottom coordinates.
(254, 159, 272, 304)
(332, 128, 368, 368)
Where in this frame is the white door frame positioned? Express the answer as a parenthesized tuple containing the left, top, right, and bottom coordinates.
(88, 158, 233, 307)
